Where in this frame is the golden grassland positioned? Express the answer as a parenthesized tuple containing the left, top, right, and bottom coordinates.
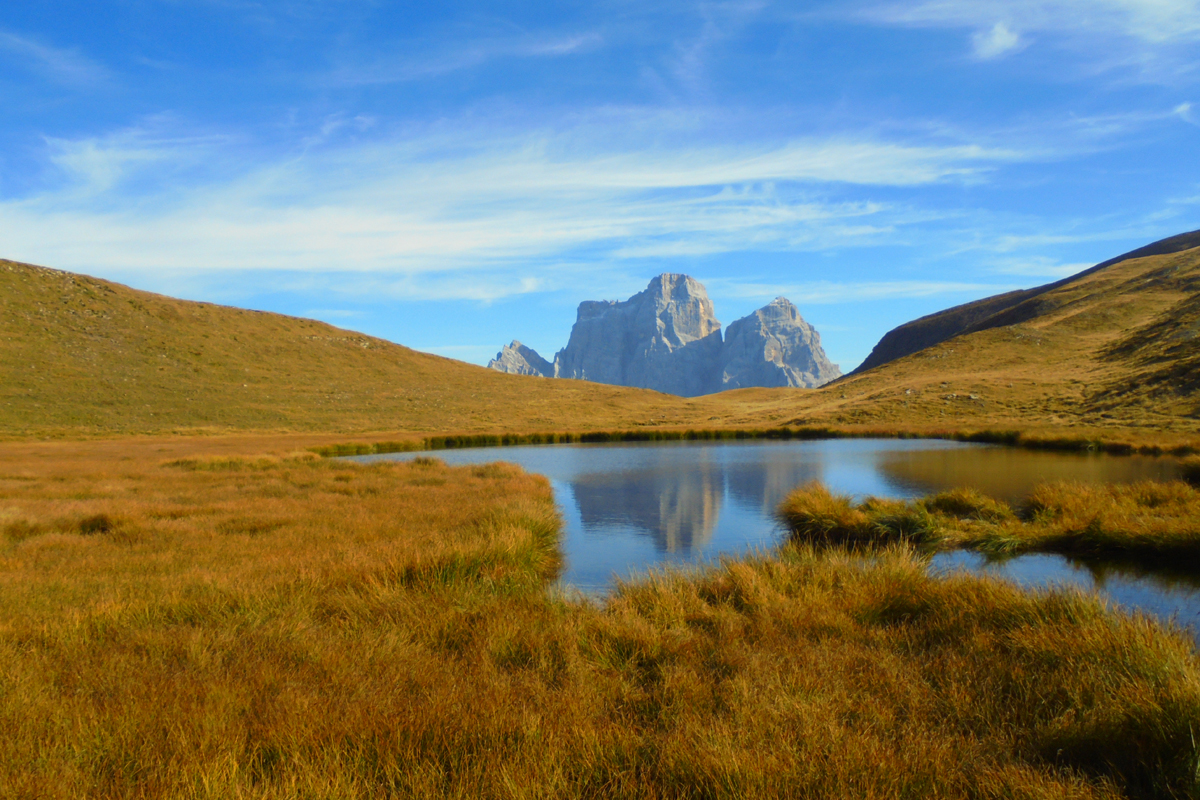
(4, 239, 1200, 796)
(4, 445, 1200, 798)
(3, 242, 1200, 447)
(780, 479, 1200, 566)
(0, 259, 691, 438)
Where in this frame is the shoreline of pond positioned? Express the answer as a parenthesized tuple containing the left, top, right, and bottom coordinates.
(313, 424, 1200, 461)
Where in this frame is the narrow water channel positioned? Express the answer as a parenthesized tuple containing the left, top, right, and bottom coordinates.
(354, 439, 1197, 643)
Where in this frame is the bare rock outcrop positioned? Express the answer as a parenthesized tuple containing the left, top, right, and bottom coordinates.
(487, 340, 552, 377)
(720, 297, 841, 389)
(553, 274, 724, 397)
(488, 274, 840, 396)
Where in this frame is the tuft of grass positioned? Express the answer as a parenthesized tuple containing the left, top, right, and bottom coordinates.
(781, 479, 1200, 566)
(922, 486, 1015, 522)
(779, 483, 943, 547)
(165, 454, 281, 471)
(777, 482, 873, 544)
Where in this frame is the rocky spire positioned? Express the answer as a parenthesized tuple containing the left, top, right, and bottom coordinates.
(719, 297, 841, 389)
(487, 340, 553, 377)
(552, 274, 724, 397)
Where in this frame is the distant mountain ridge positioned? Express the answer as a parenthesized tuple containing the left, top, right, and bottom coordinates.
(853, 229, 1200, 375)
(489, 274, 840, 396)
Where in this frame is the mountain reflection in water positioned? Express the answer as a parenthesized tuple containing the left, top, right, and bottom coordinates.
(571, 462, 724, 553)
(570, 449, 823, 553)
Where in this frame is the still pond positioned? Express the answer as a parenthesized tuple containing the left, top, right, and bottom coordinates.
(354, 439, 1198, 644)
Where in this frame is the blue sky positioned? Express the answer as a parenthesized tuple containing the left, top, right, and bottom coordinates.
(1, 1, 1198, 372)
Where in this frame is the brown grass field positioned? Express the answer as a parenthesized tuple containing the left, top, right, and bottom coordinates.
(4, 235, 1200, 797)
(5, 447, 1200, 798)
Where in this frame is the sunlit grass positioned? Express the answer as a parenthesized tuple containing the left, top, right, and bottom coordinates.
(781, 477, 1200, 565)
(3, 445, 1200, 797)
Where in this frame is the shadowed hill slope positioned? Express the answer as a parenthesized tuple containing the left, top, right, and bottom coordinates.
(0, 259, 697, 437)
(692, 237, 1200, 438)
(852, 230, 1200, 375)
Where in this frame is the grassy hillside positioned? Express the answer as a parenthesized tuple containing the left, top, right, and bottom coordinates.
(4, 233, 1199, 444)
(691, 237, 1200, 441)
(0, 259, 695, 437)
(852, 229, 1200, 375)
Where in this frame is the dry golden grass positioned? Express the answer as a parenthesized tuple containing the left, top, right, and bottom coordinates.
(4, 444, 1200, 798)
(5, 243, 1200, 448)
(781, 478, 1200, 566)
(6, 235, 1200, 796)
(0, 258, 695, 438)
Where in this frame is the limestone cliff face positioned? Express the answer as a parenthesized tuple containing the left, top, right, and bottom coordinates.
(488, 274, 840, 396)
(553, 274, 724, 397)
(487, 340, 553, 377)
(720, 297, 841, 389)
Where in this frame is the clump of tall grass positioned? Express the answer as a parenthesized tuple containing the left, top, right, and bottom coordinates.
(1014, 480, 1200, 563)
(3, 511, 124, 542)
(778, 482, 941, 547)
(922, 486, 1014, 523)
(780, 479, 1200, 565)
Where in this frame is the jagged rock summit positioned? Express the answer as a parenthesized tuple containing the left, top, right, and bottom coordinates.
(488, 340, 554, 377)
(553, 274, 724, 397)
(488, 274, 841, 396)
(720, 297, 841, 390)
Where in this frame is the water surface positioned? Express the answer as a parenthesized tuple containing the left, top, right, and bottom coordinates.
(356, 439, 1195, 642)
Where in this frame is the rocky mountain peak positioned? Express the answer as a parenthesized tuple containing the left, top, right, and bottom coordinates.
(487, 340, 553, 377)
(489, 274, 840, 396)
(720, 297, 839, 390)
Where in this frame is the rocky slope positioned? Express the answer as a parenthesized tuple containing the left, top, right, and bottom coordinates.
(553, 274, 725, 397)
(488, 274, 840, 396)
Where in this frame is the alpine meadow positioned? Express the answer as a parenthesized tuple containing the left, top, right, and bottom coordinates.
(4, 2, 1200, 797)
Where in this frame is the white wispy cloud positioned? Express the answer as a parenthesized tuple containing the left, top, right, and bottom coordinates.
(323, 31, 603, 86)
(866, 0, 1200, 42)
(669, 1, 767, 91)
(0, 112, 1032, 301)
(44, 127, 234, 196)
(0, 30, 111, 87)
(862, 0, 1200, 76)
